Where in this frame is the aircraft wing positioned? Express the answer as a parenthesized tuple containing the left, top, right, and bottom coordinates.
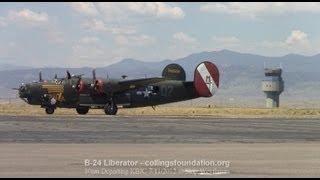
(117, 77, 165, 92)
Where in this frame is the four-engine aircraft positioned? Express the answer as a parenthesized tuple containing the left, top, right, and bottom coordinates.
(15, 61, 219, 115)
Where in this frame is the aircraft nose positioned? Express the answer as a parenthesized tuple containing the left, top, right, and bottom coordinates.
(18, 84, 28, 98)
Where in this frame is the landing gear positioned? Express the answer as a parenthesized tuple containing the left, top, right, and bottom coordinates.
(104, 101, 118, 115)
(45, 107, 55, 114)
(76, 106, 89, 115)
(43, 95, 56, 115)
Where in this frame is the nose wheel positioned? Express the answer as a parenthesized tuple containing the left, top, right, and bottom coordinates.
(104, 101, 118, 115)
(43, 96, 56, 115)
(45, 107, 55, 114)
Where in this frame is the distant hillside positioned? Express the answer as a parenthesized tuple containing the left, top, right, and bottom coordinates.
(1, 49, 320, 107)
(0, 63, 30, 71)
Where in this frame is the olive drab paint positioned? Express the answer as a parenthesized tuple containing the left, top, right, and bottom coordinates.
(17, 61, 220, 115)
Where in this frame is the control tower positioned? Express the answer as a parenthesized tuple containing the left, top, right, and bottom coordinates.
(261, 68, 284, 108)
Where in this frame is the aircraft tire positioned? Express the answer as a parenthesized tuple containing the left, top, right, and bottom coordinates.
(76, 106, 89, 115)
(45, 107, 55, 114)
(104, 102, 118, 115)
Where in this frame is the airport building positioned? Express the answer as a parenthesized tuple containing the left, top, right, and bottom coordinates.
(262, 68, 284, 108)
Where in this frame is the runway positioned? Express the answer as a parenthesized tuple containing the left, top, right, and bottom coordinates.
(1, 115, 320, 177)
(0, 115, 319, 143)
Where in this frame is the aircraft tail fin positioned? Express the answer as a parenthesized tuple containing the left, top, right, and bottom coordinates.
(162, 63, 186, 81)
(193, 61, 219, 97)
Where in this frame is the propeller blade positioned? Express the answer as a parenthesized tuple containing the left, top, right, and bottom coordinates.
(12, 88, 19, 90)
(121, 75, 127, 79)
(39, 71, 43, 82)
(66, 70, 71, 79)
(54, 74, 58, 79)
(92, 69, 96, 81)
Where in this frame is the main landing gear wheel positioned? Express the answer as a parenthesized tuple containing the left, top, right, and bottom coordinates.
(45, 107, 55, 114)
(76, 106, 89, 115)
(104, 102, 118, 115)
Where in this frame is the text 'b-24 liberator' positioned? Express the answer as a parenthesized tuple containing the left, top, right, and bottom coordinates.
(16, 61, 219, 115)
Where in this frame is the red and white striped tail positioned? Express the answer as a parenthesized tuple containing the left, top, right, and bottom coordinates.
(194, 61, 219, 97)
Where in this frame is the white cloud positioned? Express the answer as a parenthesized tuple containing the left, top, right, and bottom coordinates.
(0, 17, 7, 27)
(68, 43, 132, 67)
(96, 2, 185, 21)
(70, 2, 98, 16)
(200, 2, 320, 18)
(125, 2, 185, 19)
(260, 41, 285, 49)
(206, 31, 314, 56)
(263, 30, 310, 49)
(205, 36, 256, 53)
(83, 19, 106, 31)
(79, 36, 99, 44)
(285, 30, 309, 47)
(212, 36, 240, 47)
(173, 32, 197, 44)
(8, 42, 16, 47)
(169, 32, 200, 59)
(72, 44, 104, 59)
(69, 2, 185, 21)
(78, 3, 184, 48)
(259, 30, 312, 55)
(83, 19, 137, 35)
(46, 30, 65, 44)
(8, 9, 49, 25)
(69, 44, 111, 67)
(115, 34, 156, 46)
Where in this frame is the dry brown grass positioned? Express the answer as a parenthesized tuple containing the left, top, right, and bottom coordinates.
(1, 103, 320, 118)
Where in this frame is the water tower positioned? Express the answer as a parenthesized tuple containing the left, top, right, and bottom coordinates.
(261, 68, 284, 108)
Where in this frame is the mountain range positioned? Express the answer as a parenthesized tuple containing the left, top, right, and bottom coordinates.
(1, 49, 320, 107)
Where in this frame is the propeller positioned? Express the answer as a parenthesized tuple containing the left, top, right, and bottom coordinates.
(76, 78, 86, 94)
(121, 75, 128, 79)
(54, 74, 58, 79)
(66, 70, 85, 93)
(66, 70, 71, 79)
(91, 69, 104, 94)
(39, 71, 43, 82)
(12, 83, 27, 99)
(92, 69, 96, 81)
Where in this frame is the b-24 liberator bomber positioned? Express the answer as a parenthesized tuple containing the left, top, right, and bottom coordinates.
(15, 61, 219, 115)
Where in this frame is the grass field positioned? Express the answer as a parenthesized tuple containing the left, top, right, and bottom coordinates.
(1, 102, 320, 118)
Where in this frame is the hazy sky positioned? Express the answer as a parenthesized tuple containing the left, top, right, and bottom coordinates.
(0, 2, 320, 67)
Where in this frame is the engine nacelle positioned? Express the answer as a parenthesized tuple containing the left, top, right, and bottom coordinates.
(77, 80, 86, 94)
(94, 79, 104, 94)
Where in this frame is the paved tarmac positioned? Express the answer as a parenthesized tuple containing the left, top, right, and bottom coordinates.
(0, 143, 320, 177)
(0, 115, 320, 177)
(0, 115, 319, 143)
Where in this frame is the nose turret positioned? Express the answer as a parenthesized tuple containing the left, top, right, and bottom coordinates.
(18, 83, 41, 104)
(18, 83, 29, 99)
